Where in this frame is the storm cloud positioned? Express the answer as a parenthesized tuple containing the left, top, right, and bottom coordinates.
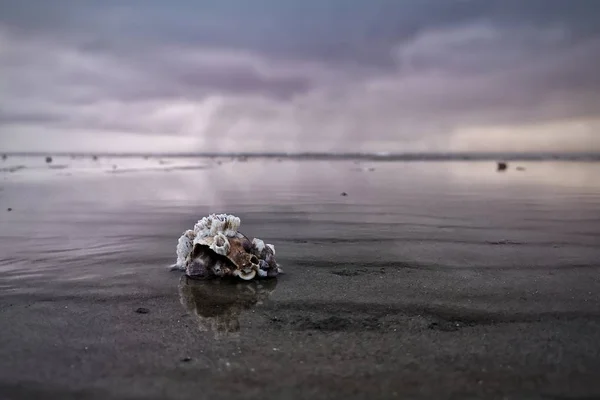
(1, 0, 599, 152)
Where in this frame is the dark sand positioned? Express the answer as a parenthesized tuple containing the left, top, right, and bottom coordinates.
(1, 158, 600, 399)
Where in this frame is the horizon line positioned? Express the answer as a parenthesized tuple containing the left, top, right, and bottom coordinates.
(2, 150, 600, 161)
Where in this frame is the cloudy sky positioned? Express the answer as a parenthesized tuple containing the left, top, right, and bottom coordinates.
(1, 0, 599, 153)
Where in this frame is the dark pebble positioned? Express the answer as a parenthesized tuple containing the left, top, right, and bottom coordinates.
(340, 192, 348, 196)
(181, 357, 192, 362)
(7, 208, 12, 212)
(135, 307, 150, 314)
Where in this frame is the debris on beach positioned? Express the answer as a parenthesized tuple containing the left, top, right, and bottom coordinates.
(340, 192, 348, 196)
(1, 165, 26, 173)
(516, 166, 526, 171)
(7, 207, 12, 212)
(350, 165, 376, 173)
(171, 213, 282, 281)
(92, 155, 98, 161)
(496, 161, 508, 171)
(45, 156, 53, 164)
(1, 154, 6, 161)
(135, 307, 150, 314)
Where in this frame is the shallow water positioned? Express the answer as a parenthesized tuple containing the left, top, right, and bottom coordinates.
(2, 157, 599, 279)
(1, 157, 600, 399)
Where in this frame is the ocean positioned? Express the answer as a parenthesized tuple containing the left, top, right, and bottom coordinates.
(1, 154, 599, 399)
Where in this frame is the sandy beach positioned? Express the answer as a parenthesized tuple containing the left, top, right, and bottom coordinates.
(1, 157, 600, 399)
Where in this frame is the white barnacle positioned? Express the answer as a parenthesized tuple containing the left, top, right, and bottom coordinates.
(252, 238, 265, 253)
(224, 215, 241, 237)
(266, 243, 275, 255)
(193, 216, 212, 237)
(210, 233, 230, 256)
(173, 230, 195, 270)
(209, 218, 225, 236)
(233, 269, 256, 281)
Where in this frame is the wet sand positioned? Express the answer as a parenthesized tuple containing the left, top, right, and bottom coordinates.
(1, 158, 600, 399)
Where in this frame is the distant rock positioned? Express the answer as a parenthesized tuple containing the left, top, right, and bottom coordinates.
(340, 192, 348, 196)
(7, 207, 12, 212)
(516, 166, 526, 171)
(135, 307, 150, 314)
(1, 154, 6, 161)
(496, 162, 507, 171)
(1, 165, 26, 173)
(45, 156, 53, 164)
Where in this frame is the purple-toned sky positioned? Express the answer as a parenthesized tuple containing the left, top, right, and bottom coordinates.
(1, 0, 599, 153)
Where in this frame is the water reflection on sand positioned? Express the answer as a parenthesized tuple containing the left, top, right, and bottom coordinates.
(178, 276, 278, 339)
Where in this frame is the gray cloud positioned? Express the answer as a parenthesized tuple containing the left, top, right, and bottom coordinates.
(0, 0, 599, 152)
(3, 0, 599, 64)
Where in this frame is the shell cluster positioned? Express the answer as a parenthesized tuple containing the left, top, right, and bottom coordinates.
(172, 213, 281, 281)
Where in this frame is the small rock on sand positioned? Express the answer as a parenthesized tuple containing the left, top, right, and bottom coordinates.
(45, 156, 53, 164)
(340, 192, 348, 196)
(496, 162, 507, 171)
(135, 307, 150, 314)
(7, 208, 12, 212)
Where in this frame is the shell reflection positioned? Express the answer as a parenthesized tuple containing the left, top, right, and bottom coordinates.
(178, 276, 278, 338)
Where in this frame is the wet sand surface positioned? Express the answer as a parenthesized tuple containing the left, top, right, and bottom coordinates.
(1, 158, 600, 399)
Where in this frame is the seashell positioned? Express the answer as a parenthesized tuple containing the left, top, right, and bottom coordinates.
(171, 213, 282, 281)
